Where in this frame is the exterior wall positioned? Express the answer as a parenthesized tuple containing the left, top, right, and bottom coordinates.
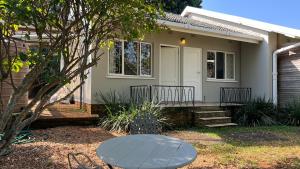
(1, 41, 29, 112)
(90, 30, 241, 104)
(241, 32, 277, 100)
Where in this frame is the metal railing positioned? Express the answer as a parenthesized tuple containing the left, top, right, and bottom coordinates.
(220, 87, 252, 106)
(130, 85, 195, 106)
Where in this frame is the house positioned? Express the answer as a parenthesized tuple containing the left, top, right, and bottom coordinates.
(3, 6, 300, 118)
(73, 6, 300, 114)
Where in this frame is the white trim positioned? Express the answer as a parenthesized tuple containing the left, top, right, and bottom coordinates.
(206, 50, 236, 81)
(181, 7, 300, 38)
(159, 44, 180, 86)
(157, 20, 262, 44)
(206, 79, 238, 83)
(106, 75, 155, 80)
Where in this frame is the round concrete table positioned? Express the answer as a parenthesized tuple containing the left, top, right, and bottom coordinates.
(96, 134, 197, 169)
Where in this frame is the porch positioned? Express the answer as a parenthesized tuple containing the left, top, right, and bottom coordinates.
(130, 85, 252, 107)
(130, 85, 251, 127)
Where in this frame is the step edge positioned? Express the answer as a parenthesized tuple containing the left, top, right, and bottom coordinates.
(198, 117, 231, 120)
(205, 123, 238, 127)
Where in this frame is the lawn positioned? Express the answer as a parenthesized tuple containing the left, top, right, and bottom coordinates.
(0, 126, 300, 169)
(190, 126, 300, 169)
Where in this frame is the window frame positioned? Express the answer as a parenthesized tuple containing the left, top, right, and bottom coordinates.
(206, 50, 236, 81)
(108, 40, 153, 78)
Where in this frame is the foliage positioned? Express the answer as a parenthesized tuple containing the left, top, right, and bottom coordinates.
(284, 99, 300, 126)
(0, 0, 162, 155)
(97, 91, 167, 133)
(233, 97, 278, 127)
(161, 0, 202, 14)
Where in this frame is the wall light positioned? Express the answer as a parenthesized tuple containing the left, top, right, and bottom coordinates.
(180, 38, 186, 45)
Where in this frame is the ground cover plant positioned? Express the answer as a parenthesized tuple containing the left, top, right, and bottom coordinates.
(233, 97, 278, 126)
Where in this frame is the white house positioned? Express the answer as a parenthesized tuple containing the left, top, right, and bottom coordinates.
(75, 6, 300, 113)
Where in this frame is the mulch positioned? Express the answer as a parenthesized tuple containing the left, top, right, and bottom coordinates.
(0, 126, 219, 169)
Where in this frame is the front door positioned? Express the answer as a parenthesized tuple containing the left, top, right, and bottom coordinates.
(183, 47, 203, 101)
(160, 46, 180, 86)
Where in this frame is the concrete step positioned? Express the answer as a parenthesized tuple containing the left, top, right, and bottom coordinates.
(205, 123, 238, 128)
(194, 111, 228, 118)
(196, 117, 232, 125)
(194, 106, 223, 111)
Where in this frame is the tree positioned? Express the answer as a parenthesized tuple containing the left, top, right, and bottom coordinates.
(0, 0, 162, 155)
(162, 0, 202, 14)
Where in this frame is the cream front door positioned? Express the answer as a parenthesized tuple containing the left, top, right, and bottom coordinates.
(183, 47, 203, 101)
(160, 46, 180, 86)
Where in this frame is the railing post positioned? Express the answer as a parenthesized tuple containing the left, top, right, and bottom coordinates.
(149, 85, 152, 102)
(130, 86, 133, 103)
(193, 86, 195, 107)
(219, 87, 222, 107)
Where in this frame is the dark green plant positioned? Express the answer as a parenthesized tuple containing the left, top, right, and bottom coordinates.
(285, 99, 300, 126)
(96, 91, 168, 132)
(161, 0, 202, 14)
(95, 90, 129, 116)
(234, 97, 278, 127)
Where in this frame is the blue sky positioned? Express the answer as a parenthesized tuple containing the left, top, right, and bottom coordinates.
(202, 0, 300, 29)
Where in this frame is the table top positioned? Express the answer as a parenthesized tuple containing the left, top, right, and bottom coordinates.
(96, 134, 197, 169)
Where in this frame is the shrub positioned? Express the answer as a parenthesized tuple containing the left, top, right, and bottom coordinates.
(234, 97, 278, 127)
(96, 91, 168, 132)
(284, 99, 300, 126)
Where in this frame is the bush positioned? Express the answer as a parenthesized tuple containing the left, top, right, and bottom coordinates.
(234, 97, 278, 127)
(96, 91, 168, 132)
(284, 99, 300, 126)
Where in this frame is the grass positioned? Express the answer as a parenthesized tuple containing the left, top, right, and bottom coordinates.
(192, 126, 300, 169)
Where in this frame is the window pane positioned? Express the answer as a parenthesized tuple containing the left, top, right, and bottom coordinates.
(141, 43, 152, 76)
(216, 52, 225, 79)
(226, 54, 234, 79)
(124, 41, 139, 75)
(109, 41, 122, 74)
(207, 52, 215, 78)
(207, 51, 215, 60)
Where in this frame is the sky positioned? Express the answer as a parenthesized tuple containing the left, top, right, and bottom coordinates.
(202, 0, 300, 29)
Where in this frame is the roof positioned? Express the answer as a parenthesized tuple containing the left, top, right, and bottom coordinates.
(158, 12, 263, 43)
(181, 6, 300, 38)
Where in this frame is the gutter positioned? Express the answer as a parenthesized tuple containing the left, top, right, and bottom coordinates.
(272, 42, 300, 105)
(157, 20, 263, 44)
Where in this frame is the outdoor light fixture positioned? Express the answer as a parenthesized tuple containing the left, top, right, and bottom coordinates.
(180, 38, 186, 45)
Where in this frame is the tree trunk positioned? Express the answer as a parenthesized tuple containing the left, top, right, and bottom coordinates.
(0, 122, 17, 156)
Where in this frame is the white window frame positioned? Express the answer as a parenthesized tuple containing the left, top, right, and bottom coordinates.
(108, 40, 153, 78)
(206, 50, 236, 81)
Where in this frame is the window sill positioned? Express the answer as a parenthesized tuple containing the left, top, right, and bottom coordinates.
(206, 79, 239, 83)
(106, 75, 155, 80)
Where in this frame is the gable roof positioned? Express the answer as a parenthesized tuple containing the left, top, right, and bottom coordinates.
(158, 13, 263, 43)
(181, 6, 300, 38)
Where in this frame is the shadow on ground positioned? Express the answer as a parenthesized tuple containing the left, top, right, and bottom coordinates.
(0, 145, 65, 169)
(32, 126, 117, 144)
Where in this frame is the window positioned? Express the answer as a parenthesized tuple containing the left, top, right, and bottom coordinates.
(207, 51, 235, 80)
(124, 41, 139, 75)
(109, 41, 122, 74)
(109, 40, 152, 77)
(140, 43, 152, 76)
